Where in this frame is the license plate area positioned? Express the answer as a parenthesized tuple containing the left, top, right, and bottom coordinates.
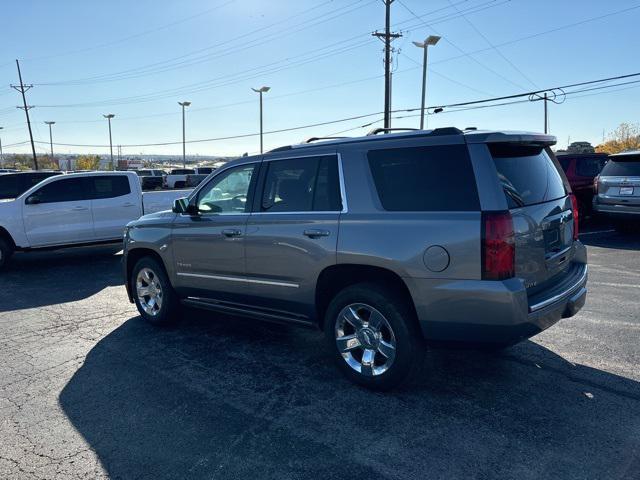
(620, 186, 634, 195)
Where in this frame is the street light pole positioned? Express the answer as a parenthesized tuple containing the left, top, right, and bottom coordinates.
(44, 121, 55, 164)
(0, 127, 4, 167)
(413, 35, 441, 130)
(251, 86, 270, 153)
(103, 114, 115, 170)
(178, 101, 191, 168)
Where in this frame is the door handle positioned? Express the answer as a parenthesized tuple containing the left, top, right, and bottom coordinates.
(303, 229, 330, 238)
(122, 202, 135, 207)
(72, 206, 89, 211)
(222, 229, 243, 238)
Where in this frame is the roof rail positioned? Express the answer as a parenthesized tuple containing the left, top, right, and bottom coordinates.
(366, 127, 419, 136)
(267, 145, 293, 153)
(302, 136, 348, 144)
(430, 127, 463, 136)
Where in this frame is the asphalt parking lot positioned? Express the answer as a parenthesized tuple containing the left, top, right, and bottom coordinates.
(0, 221, 638, 479)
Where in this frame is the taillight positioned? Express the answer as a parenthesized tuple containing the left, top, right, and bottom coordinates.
(593, 175, 599, 194)
(570, 194, 579, 240)
(482, 211, 515, 280)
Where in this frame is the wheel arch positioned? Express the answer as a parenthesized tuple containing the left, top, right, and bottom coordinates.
(0, 226, 16, 250)
(315, 264, 417, 329)
(125, 247, 168, 302)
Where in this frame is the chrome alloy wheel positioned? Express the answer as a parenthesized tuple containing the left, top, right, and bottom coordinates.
(136, 267, 163, 316)
(335, 303, 397, 377)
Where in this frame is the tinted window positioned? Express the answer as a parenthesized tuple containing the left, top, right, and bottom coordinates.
(576, 157, 607, 177)
(29, 178, 89, 203)
(197, 164, 256, 214)
(0, 175, 22, 199)
(197, 167, 213, 174)
(261, 155, 342, 212)
(558, 157, 571, 172)
(490, 144, 566, 208)
(368, 145, 479, 211)
(601, 155, 640, 176)
(90, 176, 131, 199)
(171, 169, 195, 175)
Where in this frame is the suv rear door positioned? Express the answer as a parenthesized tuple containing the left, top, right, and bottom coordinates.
(597, 153, 640, 207)
(488, 143, 579, 296)
(243, 153, 343, 321)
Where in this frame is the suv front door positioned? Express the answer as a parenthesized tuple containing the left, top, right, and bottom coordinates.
(244, 154, 343, 321)
(23, 176, 94, 247)
(171, 162, 259, 301)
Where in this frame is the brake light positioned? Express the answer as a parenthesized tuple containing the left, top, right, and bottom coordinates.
(570, 194, 579, 240)
(482, 211, 515, 280)
(593, 175, 599, 194)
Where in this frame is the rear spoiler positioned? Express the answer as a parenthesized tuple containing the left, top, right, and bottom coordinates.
(464, 131, 556, 146)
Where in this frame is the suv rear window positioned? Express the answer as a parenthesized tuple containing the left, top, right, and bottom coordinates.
(367, 145, 480, 211)
(490, 144, 566, 208)
(576, 156, 607, 177)
(601, 154, 640, 176)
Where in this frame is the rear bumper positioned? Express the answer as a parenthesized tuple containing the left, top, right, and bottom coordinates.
(593, 199, 640, 219)
(406, 260, 588, 345)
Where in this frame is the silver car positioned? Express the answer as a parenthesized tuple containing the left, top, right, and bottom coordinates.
(123, 128, 588, 389)
(593, 150, 640, 232)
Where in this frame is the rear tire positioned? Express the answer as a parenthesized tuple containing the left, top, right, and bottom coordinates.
(131, 257, 180, 325)
(324, 283, 424, 390)
(0, 237, 14, 271)
(174, 181, 186, 189)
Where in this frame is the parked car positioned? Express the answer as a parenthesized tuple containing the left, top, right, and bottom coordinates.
(135, 169, 165, 191)
(556, 152, 608, 218)
(194, 167, 214, 175)
(593, 150, 640, 232)
(0, 168, 19, 173)
(122, 128, 587, 389)
(0, 171, 189, 270)
(185, 173, 208, 188)
(164, 168, 196, 189)
(0, 171, 63, 200)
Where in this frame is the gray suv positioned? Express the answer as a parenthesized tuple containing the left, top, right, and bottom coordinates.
(123, 128, 588, 389)
(593, 150, 640, 231)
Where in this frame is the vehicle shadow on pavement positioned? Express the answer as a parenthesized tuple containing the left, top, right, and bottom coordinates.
(59, 311, 640, 480)
(580, 231, 640, 251)
(0, 245, 123, 312)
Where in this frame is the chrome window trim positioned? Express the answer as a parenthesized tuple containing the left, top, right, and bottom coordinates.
(257, 152, 348, 214)
(176, 272, 299, 288)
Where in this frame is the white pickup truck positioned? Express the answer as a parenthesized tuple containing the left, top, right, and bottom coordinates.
(0, 171, 189, 270)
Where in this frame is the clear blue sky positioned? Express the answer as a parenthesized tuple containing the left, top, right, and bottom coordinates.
(1, 0, 639, 157)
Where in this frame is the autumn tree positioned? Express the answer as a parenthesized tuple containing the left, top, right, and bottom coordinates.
(596, 123, 640, 154)
(75, 155, 101, 170)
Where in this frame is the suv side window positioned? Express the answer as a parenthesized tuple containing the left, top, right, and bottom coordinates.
(196, 164, 256, 214)
(368, 145, 480, 211)
(28, 177, 89, 204)
(89, 175, 131, 199)
(261, 155, 342, 212)
(576, 157, 606, 177)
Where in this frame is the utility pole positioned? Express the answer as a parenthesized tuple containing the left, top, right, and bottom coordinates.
(543, 92, 548, 134)
(11, 60, 38, 170)
(0, 127, 4, 167)
(251, 87, 270, 153)
(178, 101, 191, 168)
(373, 0, 402, 130)
(103, 114, 115, 170)
(44, 121, 55, 165)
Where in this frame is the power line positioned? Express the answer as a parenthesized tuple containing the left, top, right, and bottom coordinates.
(19, 72, 639, 150)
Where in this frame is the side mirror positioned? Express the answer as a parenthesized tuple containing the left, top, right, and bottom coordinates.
(172, 197, 198, 215)
(25, 195, 40, 205)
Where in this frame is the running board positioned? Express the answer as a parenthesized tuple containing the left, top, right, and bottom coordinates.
(181, 297, 315, 328)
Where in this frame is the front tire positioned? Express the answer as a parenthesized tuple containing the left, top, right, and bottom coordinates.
(131, 257, 180, 325)
(324, 283, 423, 390)
(0, 237, 14, 271)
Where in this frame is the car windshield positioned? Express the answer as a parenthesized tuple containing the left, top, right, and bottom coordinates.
(601, 155, 640, 176)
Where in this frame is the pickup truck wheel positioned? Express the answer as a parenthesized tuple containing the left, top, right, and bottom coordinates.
(0, 237, 14, 271)
(324, 283, 423, 390)
(131, 257, 180, 325)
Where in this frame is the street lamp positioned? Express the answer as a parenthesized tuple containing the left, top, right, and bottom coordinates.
(178, 101, 191, 168)
(44, 121, 55, 166)
(103, 114, 115, 170)
(0, 127, 3, 167)
(412, 35, 441, 130)
(251, 86, 270, 154)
